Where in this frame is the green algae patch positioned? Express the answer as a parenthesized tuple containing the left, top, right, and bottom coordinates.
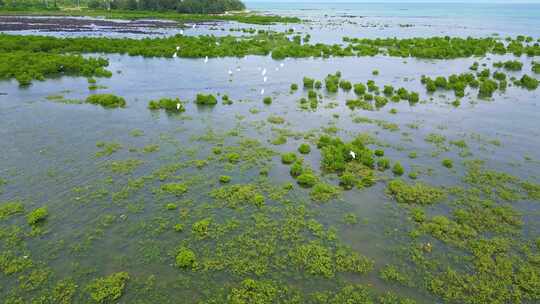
(281, 153, 297, 165)
(86, 272, 129, 304)
(310, 183, 341, 202)
(210, 184, 265, 208)
(289, 241, 334, 278)
(176, 247, 196, 269)
(195, 94, 218, 105)
(387, 179, 446, 205)
(0, 201, 24, 220)
(298, 143, 311, 154)
(148, 97, 185, 112)
(27, 206, 48, 225)
(95, 141, 122, 158)
(0, 51, 111, 86)
(160, 183, 188, 196)
(85, 94, 126, 108)
(107, 159, 143, 174)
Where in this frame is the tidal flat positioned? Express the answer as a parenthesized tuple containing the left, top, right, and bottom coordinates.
(1, 3, 540, 304)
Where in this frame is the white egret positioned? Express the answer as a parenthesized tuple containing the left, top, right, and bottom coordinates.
(173, 52, 177, 58)
(280, 63, 284, 68)
(176, 46, 180, 51)
(192, 24, 196, 29)
(236, 67, 241, 72)
(262, 68, 267, 76)
(261, 88, 265, 95)
(350, 151, 356, 159)
(180, 29, 184, 35)
(263, 76, 268, 82)
(176, 103, 181, 110)
(204, 56, 209, 63)
(228, 69, 233, 76)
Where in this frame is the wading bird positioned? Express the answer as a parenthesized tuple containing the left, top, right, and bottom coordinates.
(350, 151, 356, 159)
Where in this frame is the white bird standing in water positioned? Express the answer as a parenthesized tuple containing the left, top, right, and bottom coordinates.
(180, 29, 184, 35)
(350, 151, 356, 159)
(204, 56, 208, 63)
(173, 52, 177, 58)
(176, 46, 180, 51)
(236, 67, 241, 72)
(176, 103, 181, 110)
(262, 68, 267, 76)
(261, 88, 265, 95)
(228, 69, 233, 76)
(192, 24, 196, 29)
(263, 76, 268, 82)
(280, 63, 284, 68)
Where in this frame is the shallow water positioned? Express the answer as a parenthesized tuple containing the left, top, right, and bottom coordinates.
(1, 3, 540, 304)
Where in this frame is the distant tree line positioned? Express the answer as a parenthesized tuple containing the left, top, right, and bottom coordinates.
(0, 0, 246, 13)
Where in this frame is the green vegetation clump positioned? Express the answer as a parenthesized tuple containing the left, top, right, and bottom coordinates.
(298, 144, 311, 154)
(27, 206, 48, 225)
(160, 183, 188, 196)
(267, 115, 285, 124)
(478, 79, 498, 98)
(176, 247, 196, 269)
(339, 80, 352, 91)
(354, 83, 366, 95)
(533, 62, 540, 74)
(210, 184, 265, 208)
(387, 179, 446, 205)
(514, 74, 539, 90)
(392, 162, 405, 176)
(297, 172, 318, 188)
(281, 153, 297, 165)
(310, 183, 341, 202)
(442, 158, 454, 168)
(303, 77, 315, 88)
(86, 94, 126, 108)
(195, 93, 218, 105)
(86, 272, 129, 304)
(494, 60, 523, 71)
(0, 52, 111, 86)
(148, 97, 184, 112)
(340, 172, 357, 190)
(290, 83, 298, 91)
(219, 175, 231, 183)
(263, 96, 272, 105)
(325, 72, 341, 93)
(0, 201, 24, 219)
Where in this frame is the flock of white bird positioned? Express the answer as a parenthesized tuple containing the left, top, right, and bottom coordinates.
(171, 26, 288, 106)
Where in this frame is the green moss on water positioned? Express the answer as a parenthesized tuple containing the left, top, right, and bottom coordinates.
(392, 162, 404, 176)
(281, 153, 297, 165)
(175, 247, 196, 269)
(310, 183, 341, 202)
(160, 183, 188, 196)
(195, 93, 217, 105)
(85, 272, 129, 304)
(442, 158, 454, 168)
(148, 97, 185, 112)
(95, 141, 122, 158)
(298, 143, 311, 154)
(387, 179, 446, 205)
(27, 206, 48, 225)
(86, 94, 126, 108)
(0, 201, 24, 219)
(297, 172, 319, 188)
